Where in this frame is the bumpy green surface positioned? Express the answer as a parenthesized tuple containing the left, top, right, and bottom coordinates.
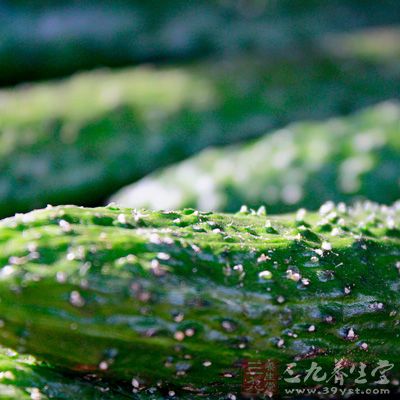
(112, 102, 400, 213)
(0, 348, 221, 399)
(1, 0, 400, 85)
(0, 203, 399, 396)
(2, 57, 400, 220)
(0, 348, 133, 399)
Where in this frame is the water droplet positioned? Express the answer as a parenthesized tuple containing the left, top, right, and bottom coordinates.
(9, 256, 27, 265)
(185, 328, 195, 337)
(191, 244, 201, 253)
(29, 388, 42, 400)
(233, 264, 243, 273)
(346, 328, 357, 341)
(0, 266, 15, 279)
(395, 261, 400, 274)
(221, 320, 237, 332)
(360, 342, 368, 351)
(257, 253, 271, 263)
(149, 234, 162, 244)
(0, 370, 13, 380)
(286, 268, 301, 282)
(69, 291, 85, 307)
(131, 378, 140, 388)
(174, 331, 185, 341)
(59, 219, 72, 232)
(173, 313, 184, 323)
(301, 278, 310, 286)
(258, 270, 272, 280)
(99, 361, 109, 371)
(56, 271, 67, 283)
(321, 241, 332, 251)
(150, 259, 167, 277)
(117, 214, 127, 224)
(277, 295, 285, 304)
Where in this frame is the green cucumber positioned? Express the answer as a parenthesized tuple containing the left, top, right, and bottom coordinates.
(0, 347, 131, 399)
(0, 347, 223, 399)
(0, 202, 399, 395)
(2, 57, 400, 220)
(2, 1, 400, 85)
(111, 102, 400, 213)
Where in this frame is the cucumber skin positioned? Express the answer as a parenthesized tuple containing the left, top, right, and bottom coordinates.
(2, 60, 400, 220)
(0, 203, 399, 395)
(2, 1, 400, 85)
(111, 101, 400, 213)
(0, 347, 221, 399)
(0, 348, 131, 400)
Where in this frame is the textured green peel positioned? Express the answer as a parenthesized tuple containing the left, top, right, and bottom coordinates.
(0, 348, 133, 400)
(0, 348, 225, 399)
(111, 102, 400, 213)
(0, 203, 399, 395)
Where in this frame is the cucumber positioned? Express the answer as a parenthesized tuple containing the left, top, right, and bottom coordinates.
(2, 58, 400, 220)
(0, 202, 399, 395)
(0, 347, 131, 399)
(2, 1, 400, 85)
(0, 347, 222, 400)
(111, 102, 400, 213)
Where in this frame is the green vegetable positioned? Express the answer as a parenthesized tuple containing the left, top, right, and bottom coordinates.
(2, 0, 400, 85)
(2, 56, 400, 219)
(0, 347, 224, 399)
(0, 203, 399, 395)
(111, 102, 400, 213)
(0, 348, 131, 399)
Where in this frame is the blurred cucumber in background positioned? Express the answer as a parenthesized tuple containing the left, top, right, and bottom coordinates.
(1, 0, 400, 85)
(1, 49, 400, 219)
(111, 101, 400, 213)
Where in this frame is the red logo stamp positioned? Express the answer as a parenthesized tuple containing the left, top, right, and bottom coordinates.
(242, 360, 279, 397)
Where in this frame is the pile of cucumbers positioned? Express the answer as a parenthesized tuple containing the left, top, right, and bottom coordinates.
(0, 1, 400, 398)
